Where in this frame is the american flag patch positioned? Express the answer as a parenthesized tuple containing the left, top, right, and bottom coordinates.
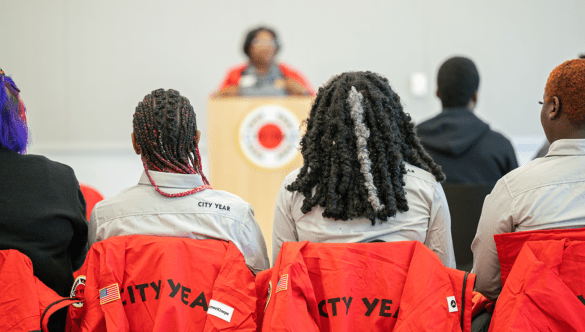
(276, 274, 288, 293)
(99, 284, 120, 305)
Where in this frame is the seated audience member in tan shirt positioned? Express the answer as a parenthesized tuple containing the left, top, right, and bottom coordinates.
(272, 71, 456, 268)
(472, 59, 585, 300)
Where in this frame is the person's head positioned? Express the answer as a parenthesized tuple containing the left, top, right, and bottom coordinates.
(0, 68, 28, 153)
(540, 59, 585, 143)
(287, 71, 445, 224)
(132, 88, 209, 196)
(436, 56, 480, 109)
(243, 26, 280, 67)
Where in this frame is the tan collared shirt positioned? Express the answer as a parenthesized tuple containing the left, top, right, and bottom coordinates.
(272, 163, 456, 268)
(89, 170, 269, 274)
(472, 139, 585, 300)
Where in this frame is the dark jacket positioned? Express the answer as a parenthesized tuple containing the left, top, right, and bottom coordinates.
(0, 146, 88, 297)
(416, 107, 518, 184)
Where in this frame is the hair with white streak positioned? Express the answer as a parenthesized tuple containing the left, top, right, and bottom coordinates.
(287, 71, 445, 224)
(347, 86, 385, 212)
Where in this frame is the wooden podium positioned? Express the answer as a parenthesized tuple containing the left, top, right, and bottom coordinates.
(207, 97, 313, 260)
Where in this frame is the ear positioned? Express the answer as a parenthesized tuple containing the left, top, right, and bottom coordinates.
(549, 96, 561, 119)
(436, 90, 440, 98)
(471, 90, 478, 103)
(131, 133, 141, 155)
(196, 130, 201, 144)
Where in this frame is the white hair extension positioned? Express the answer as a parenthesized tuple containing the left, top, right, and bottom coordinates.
(347, 86, 385, 213)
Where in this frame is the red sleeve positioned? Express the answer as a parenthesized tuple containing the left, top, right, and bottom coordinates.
(218, 64, 247, 91)
(203, 241, 257, 332)
(79, 183, 104, 221)
(278, 63, 316, 96)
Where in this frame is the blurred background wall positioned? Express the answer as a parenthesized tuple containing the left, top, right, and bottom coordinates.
(1, 0, 583, 197)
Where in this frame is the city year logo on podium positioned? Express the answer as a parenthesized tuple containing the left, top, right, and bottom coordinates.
(238, 104, 301, 170)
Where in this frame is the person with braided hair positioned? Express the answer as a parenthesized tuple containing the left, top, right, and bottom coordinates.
(89, 88, 269, 274)
(272, 71, 456, 268)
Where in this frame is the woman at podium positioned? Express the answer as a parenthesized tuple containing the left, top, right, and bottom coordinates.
(272, 71, 456, 268)
(216, 26, 314, 97)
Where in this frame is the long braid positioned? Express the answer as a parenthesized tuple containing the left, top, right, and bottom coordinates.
(287, 71, 445, 224)
(133, 89, 211, 197)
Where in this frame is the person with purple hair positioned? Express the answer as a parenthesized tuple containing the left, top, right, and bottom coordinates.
(0, 68, 88, 331)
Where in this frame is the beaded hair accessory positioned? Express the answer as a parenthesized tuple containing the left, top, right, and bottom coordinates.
(347, 86, 385, 212)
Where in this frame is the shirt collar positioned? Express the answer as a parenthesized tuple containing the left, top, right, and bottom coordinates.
(545, 139, 585, 157)
(138, 170, 204, 189)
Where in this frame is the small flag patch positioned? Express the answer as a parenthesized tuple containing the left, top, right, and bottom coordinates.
(100, 284, 120, 305)
(276, 274, 288, 293)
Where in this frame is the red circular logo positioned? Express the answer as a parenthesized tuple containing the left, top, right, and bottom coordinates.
(258, 123, 284, 149)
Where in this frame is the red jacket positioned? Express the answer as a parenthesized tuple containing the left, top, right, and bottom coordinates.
(489, 239, 585, 331)
(494, 227, 585, 288)
(218, 63, 315, 95)
(0, 250, 79, 332)
(79, 183, 104, 221)
(67, 236, 257, 332)
(256, 241, 475, 332)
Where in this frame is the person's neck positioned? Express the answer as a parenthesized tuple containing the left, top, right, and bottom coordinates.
(252, 61, 271, 76)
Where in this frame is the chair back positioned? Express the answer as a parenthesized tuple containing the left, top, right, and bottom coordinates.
(68, 235, 256, 332)
(258, 241, 475, 332)
(442, 183, 494, 271)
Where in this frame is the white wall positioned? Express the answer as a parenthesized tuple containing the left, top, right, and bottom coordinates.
(2, 0, 584, 196)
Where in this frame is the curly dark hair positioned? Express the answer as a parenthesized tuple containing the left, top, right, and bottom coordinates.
(133, 88, 210, 197)
(287, 71, 445, 224)
(242, 26, 280, 57)
(545, 59, 585, 125)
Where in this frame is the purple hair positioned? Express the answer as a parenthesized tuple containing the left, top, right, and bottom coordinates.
(0, 72, 28, 153)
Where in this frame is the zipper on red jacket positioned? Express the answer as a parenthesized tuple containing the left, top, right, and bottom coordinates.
(461, 272, 469, 331)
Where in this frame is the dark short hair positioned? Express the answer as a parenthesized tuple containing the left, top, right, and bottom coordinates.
(242, 26, 280, 57)
(437, 56, 480, 108)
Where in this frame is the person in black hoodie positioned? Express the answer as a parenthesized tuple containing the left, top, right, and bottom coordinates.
(416, 56, 518, 184)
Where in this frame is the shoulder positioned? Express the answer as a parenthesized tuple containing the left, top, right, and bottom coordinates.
(282, 167, 302, 185)
(484, 128, 515, 148)
(19, 153, 78, 182)
(403, 162, 439, 185)
(225, 63, 248, 76)
(493, 157, 550, 196)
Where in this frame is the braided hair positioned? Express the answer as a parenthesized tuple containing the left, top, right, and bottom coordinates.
(287, 71, 445, 224)
(133, 88, 210, 197)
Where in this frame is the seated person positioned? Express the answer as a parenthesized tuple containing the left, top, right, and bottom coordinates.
(416, 56, 518, 184)
(215, 26, 314, 97)
(89, 88, 269, 274)
(472, 59, 585, 301)
(0, 68, 88, 331)
(272, 71, 456, 268)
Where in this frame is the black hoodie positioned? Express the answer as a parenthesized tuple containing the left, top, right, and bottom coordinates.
(416, 107, 518, 184)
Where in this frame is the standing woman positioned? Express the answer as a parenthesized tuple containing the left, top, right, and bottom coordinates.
(272, 71, 455, 267)
(216, 26, 314, 97)
(0, 68, 88, 330)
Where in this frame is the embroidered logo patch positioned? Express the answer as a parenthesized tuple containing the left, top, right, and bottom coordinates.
(447, 296, 458, 312)
(208, 299, 234, 322)
(70, 275, 86, 308)
(99, 284, 121, 305)
(265, 280, 272, 311)
(276, 274, 288, 293)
